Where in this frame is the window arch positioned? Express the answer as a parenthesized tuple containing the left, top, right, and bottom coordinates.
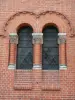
(16, 25, 33, 69)
(42, 24, 59, 70)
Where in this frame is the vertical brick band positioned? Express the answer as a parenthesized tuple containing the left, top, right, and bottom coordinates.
(58, 33, 67, 70)
(32, 33, 43, 69)
(33, 44, 42, 65)
(59, 43, 66, 65)
(8, 33, 18, 69)
(9, 43, 16, 64)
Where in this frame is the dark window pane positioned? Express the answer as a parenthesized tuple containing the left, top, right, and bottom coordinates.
(42, 25, 59, 70)
(16, 26, 33, 69)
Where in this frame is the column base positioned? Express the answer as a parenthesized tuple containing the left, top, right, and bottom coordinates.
(33, 64, 42, 69)
(8, 64, 16, 69)
(59, 64, 67, 70)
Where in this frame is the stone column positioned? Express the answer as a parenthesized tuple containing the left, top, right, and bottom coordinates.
(32, 33, 43, 98)
(58, 33, 67, 70)
(8, 33, 18, 69)
(32, 33, 43, 69)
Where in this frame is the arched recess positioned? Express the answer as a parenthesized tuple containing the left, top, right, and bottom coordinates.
(42, 24, 59, 70)
(16, 24, 33, 69)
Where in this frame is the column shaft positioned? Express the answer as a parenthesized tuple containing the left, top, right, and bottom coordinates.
(33, 44, 42, 65)
(9, 43, 16, 64)
(59, 43, 66, 65)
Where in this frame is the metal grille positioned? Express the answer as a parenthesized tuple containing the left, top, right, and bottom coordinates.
(42, 26, 59, 70)
(16, 26, 33, 69)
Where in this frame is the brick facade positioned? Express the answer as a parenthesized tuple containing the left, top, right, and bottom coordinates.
(0, 0, 75, 100)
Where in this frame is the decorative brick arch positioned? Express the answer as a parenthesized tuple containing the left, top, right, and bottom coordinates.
(4, 12, 36, 35)
(37, 12, 72, 35)
(3, 11, 73, 36)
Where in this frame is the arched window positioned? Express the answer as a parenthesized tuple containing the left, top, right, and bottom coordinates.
(16, 25, 33, 69)
(42, 25, 59, 70)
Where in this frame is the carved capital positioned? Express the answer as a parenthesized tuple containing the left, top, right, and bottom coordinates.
(58, 33, 66, 44)
(9, 33, 18, 44)
(32, 33, 43, 44)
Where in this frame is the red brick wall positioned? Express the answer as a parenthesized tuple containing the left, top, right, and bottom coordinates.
(0, 0, 75, 100)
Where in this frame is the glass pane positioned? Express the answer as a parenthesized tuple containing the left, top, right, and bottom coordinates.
(42, 25, 59, 70)
(16, 26, 33, 69)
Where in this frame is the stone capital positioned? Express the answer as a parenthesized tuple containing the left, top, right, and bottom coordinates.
(32, 33, 43, 44)
(58, 33, 66, 44)
(9, 33, 18, 44)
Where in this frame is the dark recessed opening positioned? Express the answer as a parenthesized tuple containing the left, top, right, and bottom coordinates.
(42, 25, 59, 70)
(16, 25, 33, 69)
